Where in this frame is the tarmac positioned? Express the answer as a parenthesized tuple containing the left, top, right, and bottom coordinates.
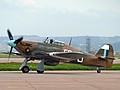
(0, 71, 120, 90)
(0, 58, 120, 90)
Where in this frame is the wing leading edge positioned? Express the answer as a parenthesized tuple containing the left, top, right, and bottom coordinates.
(48, 52, 91, 62)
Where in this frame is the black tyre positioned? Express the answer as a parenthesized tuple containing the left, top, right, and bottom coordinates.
(97, 69, 101, 73)
(22, 66, 29, 73)
(37, 70, 44, 74)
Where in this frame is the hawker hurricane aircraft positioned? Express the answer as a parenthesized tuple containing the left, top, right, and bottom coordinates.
(7, 29, 115, 73)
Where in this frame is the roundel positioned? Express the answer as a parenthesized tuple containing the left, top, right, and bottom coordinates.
(25, 47, 30, 53)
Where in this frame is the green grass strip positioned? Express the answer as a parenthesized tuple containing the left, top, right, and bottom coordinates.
(0, 63, 120, 71)
(0, 53, 22, 58)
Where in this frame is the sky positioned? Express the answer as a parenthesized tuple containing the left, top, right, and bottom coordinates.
(0, 0, 120, 37)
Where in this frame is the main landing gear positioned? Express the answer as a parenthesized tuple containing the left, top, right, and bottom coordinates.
(21, 66, 44, 74)
(37, 59, 44, 74)
(21, 66, 30, 73)
(37, 70, 44, 74)
(20, 58, 45, 74)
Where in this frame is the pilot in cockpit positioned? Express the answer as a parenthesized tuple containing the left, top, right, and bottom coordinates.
(50, 39, 54, 44)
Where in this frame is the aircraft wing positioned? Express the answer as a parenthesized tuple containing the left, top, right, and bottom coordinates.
(48, 52, 91, 62)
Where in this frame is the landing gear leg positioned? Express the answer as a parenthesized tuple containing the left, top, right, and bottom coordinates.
(19, 58, 30, 73)
(37, 59, 44, 74)
(97, 67, 101, 73)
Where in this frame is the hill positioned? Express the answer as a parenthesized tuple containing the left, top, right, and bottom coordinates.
(0, 36, 120, 53)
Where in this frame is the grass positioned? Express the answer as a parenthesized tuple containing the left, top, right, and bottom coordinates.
(115, 55, 120, 59)
(0, 53, 22, 58)
(45, 63, 93, 70)
(0, 63, 120, 71)
(0, 53, 120, 71)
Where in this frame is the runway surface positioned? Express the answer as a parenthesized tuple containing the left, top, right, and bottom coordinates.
(0, 71, 120, 90)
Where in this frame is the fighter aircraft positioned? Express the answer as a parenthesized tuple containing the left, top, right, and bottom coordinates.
(7, 29, 115, 73)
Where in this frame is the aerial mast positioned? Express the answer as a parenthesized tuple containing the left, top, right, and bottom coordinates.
(86, 36, 91, 53)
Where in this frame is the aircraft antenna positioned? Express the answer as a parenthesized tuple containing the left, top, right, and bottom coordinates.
(69, 37, 72, 46)
(86, 36, 91, 53)
(44, 37, 49, 43)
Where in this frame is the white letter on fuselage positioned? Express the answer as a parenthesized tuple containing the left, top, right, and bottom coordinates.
(77, 57, 84, 63)
(64, 49, 72, 52)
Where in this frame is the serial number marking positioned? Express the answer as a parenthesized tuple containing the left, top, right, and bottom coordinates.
(64, 49, 72, 52)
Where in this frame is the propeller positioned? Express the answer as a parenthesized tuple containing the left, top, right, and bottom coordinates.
(7, 29, 13, 40)
(9, 47, 13, 59)
(14, 37, 23, 44)
(7, 29, 23, 59)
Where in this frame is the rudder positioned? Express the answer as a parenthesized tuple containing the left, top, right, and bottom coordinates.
(95, 44, 114, 58)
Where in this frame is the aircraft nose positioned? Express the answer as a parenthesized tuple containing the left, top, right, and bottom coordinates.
(7, 40, 16, 47)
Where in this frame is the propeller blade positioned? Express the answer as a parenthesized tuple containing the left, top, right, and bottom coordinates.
(14, 36, 23, 44)
(7, 29, 13, 40)
(8, 47, 13, 59)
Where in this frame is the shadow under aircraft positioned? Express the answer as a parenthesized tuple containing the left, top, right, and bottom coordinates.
(7, 29, 115, 73)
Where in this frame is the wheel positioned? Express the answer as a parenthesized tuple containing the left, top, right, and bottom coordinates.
(22, 66, 30, 73)
(97, 69, 101, 73)
(37, 70, 44, 74)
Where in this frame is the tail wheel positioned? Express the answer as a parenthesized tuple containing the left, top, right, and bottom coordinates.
(97, 69, 101, 73)
(96, 67, 101, 73)
(22, 66, 30, 73)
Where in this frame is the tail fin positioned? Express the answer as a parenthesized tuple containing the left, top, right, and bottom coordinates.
(95, 44, 114, 58)
(95, 44, 114, 68)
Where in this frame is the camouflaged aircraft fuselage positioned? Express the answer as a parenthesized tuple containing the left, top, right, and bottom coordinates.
(16, 41, 114, 68)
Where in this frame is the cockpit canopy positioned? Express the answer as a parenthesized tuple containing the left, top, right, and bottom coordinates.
(53, 40, 65, 46)
(44, 37, 65, 46)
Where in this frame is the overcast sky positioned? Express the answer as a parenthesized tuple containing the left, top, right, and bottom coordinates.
(0, 0, 120, 37)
